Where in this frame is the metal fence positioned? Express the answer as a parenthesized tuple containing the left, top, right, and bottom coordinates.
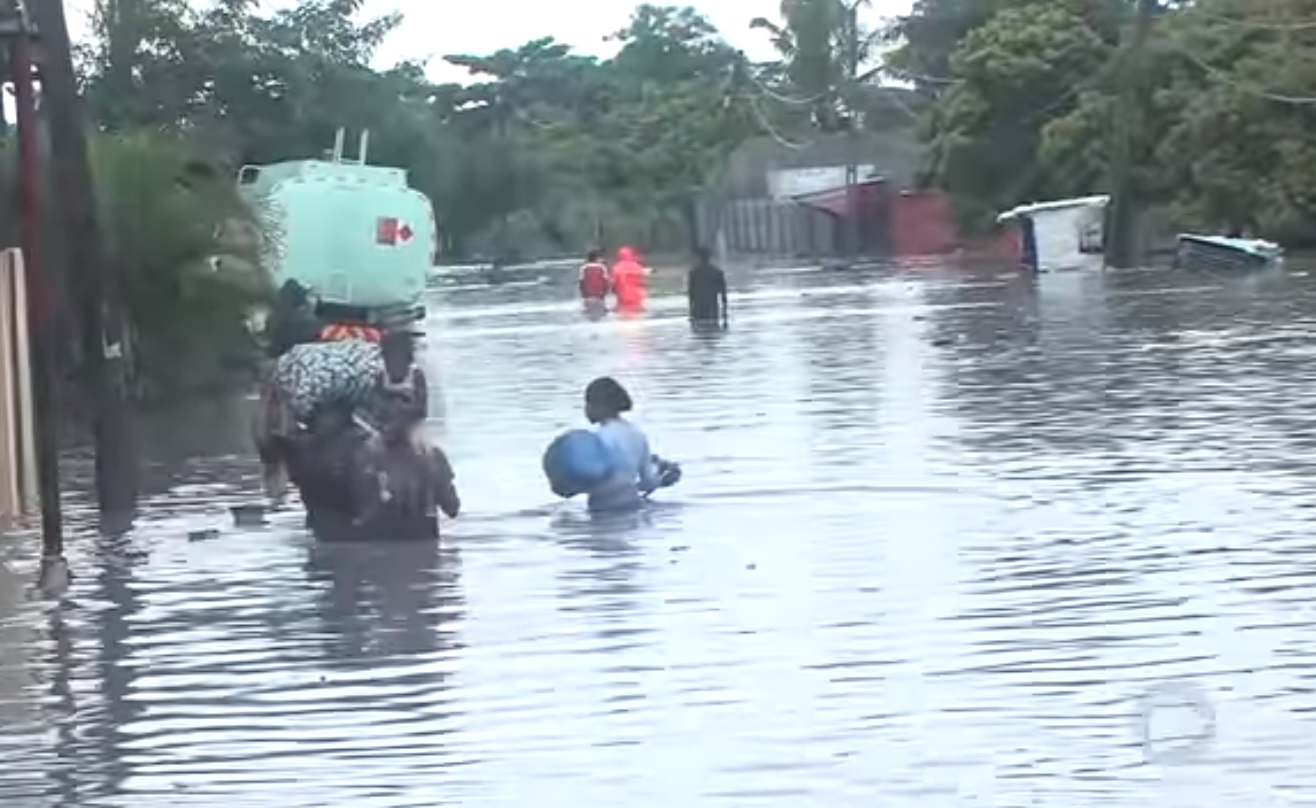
(698, 198, 840, 260)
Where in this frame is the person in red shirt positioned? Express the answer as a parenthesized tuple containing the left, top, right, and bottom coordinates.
(579, 249, 610, 304)
(610, 245, 648, 311)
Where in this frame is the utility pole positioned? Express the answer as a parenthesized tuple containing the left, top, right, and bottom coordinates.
(842, 0, 861, 261)
(1105, 0, 1157, 269)
(5, 1, 65, 579)
(27, 0, 137, 529)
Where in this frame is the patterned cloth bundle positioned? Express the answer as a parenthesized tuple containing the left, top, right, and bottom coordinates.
(271, 340, 382, 421)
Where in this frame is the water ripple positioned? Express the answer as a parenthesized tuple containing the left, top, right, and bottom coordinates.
(4, 262, 1316, 805)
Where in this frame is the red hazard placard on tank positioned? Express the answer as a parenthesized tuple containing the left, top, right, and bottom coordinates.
(376, 217, 414, 246)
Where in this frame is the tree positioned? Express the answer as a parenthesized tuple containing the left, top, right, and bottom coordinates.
(750, 0, 882, 132)
(436, 5, 754, 254)
(891, 0, 1316, 243)
(900, 0, 1123, 229)
(90, 133, 268, 400)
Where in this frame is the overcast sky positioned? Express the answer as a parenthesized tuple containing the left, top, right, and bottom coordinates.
(67, 0, 914, 83)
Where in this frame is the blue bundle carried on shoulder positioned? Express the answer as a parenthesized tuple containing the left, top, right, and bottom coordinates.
(543, 429, 617, 498)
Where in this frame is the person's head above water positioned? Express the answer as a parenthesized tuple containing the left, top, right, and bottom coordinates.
(380, 329, 416, 380)
(585, 376, 633, 424)
(277, 279, 309, 308)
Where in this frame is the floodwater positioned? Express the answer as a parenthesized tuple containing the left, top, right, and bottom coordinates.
(4, 260, 1316, 806)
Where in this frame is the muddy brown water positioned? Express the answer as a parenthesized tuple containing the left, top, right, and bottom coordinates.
(3, 261, 1316, 806)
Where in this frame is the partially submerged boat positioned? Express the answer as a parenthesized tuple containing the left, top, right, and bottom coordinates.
(1174, 234, 1284, 272)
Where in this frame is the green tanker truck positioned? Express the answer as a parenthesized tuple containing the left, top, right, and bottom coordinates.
(237, 129, 436, 329)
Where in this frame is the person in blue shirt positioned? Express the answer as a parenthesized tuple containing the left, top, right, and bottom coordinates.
(582, 376, 680, 512)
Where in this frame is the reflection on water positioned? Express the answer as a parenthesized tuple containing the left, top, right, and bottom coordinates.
(5, 261, 1316, 805)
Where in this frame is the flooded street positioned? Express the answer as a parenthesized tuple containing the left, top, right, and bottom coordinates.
(6, 261, 1316, 806)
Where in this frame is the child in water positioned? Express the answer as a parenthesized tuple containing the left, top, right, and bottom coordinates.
(583, 376, 680, 512)
(368, 330, 428, 447)
(352, 409, 461, 540)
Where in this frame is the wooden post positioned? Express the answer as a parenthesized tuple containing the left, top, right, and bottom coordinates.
(29, 0, 137, 528)
(11, 22, 65, 560)
(0, 255, 18, 521)
(843, 1, 862, 261)
(11, 251, 36, 513)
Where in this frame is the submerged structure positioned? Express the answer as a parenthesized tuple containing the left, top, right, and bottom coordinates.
(1175, 234, 1284, 272)
(997, 195, 1109, 273)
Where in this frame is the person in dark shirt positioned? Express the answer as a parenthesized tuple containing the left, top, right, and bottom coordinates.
(267, 280, 320, 357)
(365, 330, 428, 442)
(352, 412, 461, 541)
(686, 246, 728, 327)
(284, 398, 372, 536)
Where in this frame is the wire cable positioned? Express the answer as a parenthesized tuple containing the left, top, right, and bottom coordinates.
(1177, 45, 1316, 105)
(1190, 10, 1316, 32)
(745, 92, 814, 150)
(745, 67, 829, 107)
(880, 66, 962, 86)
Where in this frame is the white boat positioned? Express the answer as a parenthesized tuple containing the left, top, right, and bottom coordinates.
(997, 195, 1110, 272)
(1174, 234, 1283, 271)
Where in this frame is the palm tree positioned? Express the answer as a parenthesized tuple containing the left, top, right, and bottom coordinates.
(750, 0, 875, 132)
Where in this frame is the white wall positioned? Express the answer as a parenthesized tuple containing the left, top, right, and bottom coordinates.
(1033, 206, 1104, 271)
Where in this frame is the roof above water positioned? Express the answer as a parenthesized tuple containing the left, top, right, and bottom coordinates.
(1177, 233, 1283, 258)
(997, 195, 1111, 222)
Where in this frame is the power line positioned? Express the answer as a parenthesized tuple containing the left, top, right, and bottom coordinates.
(880, 66, 961, 86)
(745, 68, 828, 107)
(746, 92, 813, 150)
(880, 87, 923, 122)
(1178, 46, 1316, 105)
(1192, 10, 1316, 32)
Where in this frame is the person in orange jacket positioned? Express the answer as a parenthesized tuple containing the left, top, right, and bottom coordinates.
(610, 245, 649, 311)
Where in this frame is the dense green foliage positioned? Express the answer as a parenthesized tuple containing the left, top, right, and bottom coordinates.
(78, 0, 768, 260)
(894, 0, 1316, 240)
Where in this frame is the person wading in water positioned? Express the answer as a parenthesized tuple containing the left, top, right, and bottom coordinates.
(366, 330, 429, 450)
(579, 249, 610, 306)
(610, 246, 649, 312)
(686, 246, 728, 328)
(283, 397, 372, 535)
(580, 376, 679, 512)
(352, 405, 461, 540)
